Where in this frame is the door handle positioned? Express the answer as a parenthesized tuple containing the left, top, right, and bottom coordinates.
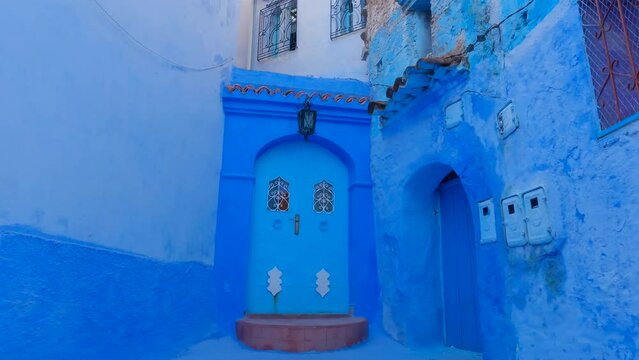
(295, 214, 300, 235)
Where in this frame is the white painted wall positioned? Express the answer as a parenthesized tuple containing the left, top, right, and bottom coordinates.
(250, 0, 368, 81)
(0, 0, 240, 264)
(236, 0, 255, 69)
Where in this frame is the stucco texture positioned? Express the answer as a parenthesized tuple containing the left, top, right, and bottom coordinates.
(0, 0, 238, 264)
(0, 227, 217, 360)
(369, 1, 639, 359)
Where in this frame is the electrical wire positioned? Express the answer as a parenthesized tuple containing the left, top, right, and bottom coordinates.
(91, 0, 233, 72)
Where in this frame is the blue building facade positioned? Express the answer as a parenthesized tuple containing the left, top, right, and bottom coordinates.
(215, 68, 378, 333)
(2, 0, 639, 358)
(367, 0, 639, 358)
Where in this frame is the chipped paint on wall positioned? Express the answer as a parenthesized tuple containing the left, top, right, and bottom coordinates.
(369, 0, 639, 358)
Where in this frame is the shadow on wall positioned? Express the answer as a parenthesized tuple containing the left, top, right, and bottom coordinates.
(400, 163, 456, 345)
(393, 161, 492, 353)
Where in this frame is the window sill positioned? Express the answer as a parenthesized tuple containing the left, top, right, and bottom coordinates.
(598, 112, 639, 139)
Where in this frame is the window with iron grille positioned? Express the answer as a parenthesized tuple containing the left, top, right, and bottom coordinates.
(257, 0, 297, 61)
(330, 0, 367, 39)
(313, 180, 334, 214)
(578, 1, 639, 132)
(267, 177, 290, 212)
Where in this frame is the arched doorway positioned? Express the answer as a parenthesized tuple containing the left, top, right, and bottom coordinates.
(246, 141, 349, 314)
(437, 171, 482, 352)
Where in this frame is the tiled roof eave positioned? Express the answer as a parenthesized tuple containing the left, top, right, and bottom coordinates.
(225, 84, 369, 106)
(368, 54, 469, 120)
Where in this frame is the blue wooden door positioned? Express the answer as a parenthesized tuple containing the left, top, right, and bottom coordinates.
(439, 177, 482, 352)
(246, 142, 349, 314)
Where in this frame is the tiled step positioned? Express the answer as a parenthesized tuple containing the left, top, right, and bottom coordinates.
(236, 314, 368, 352)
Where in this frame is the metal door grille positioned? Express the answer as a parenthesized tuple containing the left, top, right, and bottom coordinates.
(579, 0, 639, 130)
(313, 180, 334, 214)
(267, 177, 290, 212)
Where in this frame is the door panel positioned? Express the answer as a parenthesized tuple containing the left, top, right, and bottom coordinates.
(247, 142, 349, 314)
(439, 178, 482, 352)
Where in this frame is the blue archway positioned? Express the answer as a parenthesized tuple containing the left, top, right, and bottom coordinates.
(215, 70, 378, 334)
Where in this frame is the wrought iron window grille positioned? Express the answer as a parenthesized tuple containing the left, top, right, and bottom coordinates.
(313, 180, 335, 214)
(257, 0, 298, 61)
(578, 0, 639, 131)
(267, 177, 290, 212)
(330, 0, 367, 40)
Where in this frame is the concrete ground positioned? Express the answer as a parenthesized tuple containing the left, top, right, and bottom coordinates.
(177, 332, 482, 360)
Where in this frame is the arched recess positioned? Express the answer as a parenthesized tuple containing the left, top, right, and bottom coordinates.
(214, 133, 377, 333)
(218, 71, 376, 334)
(400, 163, 482, 352)
(246, 140, 350, 314)
(256, 135, 356, 185)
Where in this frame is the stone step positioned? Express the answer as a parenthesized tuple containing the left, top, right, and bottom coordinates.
(236, 314, 368, 352)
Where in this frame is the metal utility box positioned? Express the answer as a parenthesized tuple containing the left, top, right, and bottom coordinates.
(501, 195, 527, 247)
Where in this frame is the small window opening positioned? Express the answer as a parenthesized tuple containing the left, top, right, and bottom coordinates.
(267, 177, 290, 212)
(530, 197, 539, 209)
(314, 180, 335, 214)
(508, 204, 516, 215)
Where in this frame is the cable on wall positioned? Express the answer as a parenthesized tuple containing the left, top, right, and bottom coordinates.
(91, 0, 233, 72)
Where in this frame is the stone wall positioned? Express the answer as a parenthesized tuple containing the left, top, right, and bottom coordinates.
(366, 0, 402, 42)
(365, 0, 432, 100)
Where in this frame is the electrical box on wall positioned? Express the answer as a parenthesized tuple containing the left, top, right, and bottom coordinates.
(501, 195, 527, 247)
(445, 100, 464, 129)
(523, 187, 552, 245)
(497, 102, 519, 139)
(478, 199, 497, 244)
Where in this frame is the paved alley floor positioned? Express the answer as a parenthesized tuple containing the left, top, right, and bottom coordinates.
(177, 332, 482, 360)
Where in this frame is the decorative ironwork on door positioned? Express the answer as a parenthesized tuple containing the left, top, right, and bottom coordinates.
(267, 177, 290, 212)
(313, 180, 334, 214)
(258, 0, 298, 61)
(330, 0, 367, 39)
(578, 0, 639, 130)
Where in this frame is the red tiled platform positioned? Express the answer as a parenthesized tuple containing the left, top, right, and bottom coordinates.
(236, 314, 368, 352)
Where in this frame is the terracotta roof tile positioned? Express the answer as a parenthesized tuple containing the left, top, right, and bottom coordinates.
(368, 54, 468, 117)
(225, 84, 369, 105)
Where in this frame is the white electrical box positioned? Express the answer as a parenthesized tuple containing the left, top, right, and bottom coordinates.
(501, 195, 527, 247)
(523, 187, 552, 245)
(445, 100, 464, 129)
(478, 199, 497, 244)
(497, 102, 519, 139)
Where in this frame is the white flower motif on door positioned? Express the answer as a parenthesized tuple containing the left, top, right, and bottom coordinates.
(315, 268, 331, 297)
(267, 266, 283, 297)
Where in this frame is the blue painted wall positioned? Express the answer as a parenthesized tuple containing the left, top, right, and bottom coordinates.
(370, 1, 639, 358)
(0, 226, 217, 360)
(367, 6, 432, 100)
(216, 68, 379, 333)
(0, 0, 238, 263)
(0, 1, 239, 357)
